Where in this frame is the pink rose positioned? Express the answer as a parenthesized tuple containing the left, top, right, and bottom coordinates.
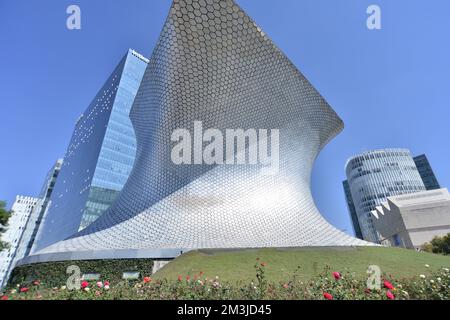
(386, 290, 395, 300)
(323, 292, 333, 300)
(383, 281, 394, 290)
(332, 272, 341, 280)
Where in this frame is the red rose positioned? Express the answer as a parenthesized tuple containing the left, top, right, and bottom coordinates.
(143, 277, 152, 283)
(20, 287, 29, 293)
(186, 276, 191, 281)
(81, 281, 89, 289)
(383, 281, 394, 290)
(104, 281, 110, 286)
(332, 272, 341, 280)
(178, 275, 183, 282)
(1, 295, 8, 300)
(323, 292, 333, 300)
(386, 290, 395, 300)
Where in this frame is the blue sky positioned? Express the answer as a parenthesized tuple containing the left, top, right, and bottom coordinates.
(0, 0, 449, 236)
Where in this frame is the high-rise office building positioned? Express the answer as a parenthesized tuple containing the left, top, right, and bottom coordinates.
(343, 180, 363, 239)
(413, 154, 441, 191)
(0, 160, 62, 288)
(0, 196, 41, 287)
(34, 49, 148, 252)
(345, 149, 426, 243)
(13, 160, 63, 258)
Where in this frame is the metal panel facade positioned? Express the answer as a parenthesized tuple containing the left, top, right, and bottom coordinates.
(32, 0, 368, 261)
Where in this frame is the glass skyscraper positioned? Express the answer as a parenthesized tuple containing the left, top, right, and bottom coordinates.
(34, 49, 148, 251)
(342, 180, 363, 239)
(0, 159, 62, 288)
(413, 154, 441, 191)
(344, 149, 426, 243)
(15, 159, 63, 258)
(0, 196, 41, 288)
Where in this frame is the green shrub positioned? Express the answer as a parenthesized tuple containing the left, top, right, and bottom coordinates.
(7, 259, 154, 290)
(422, 234, 450, 256)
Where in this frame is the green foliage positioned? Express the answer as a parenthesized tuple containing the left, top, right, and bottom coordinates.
(2, 262, 450, 300)
(422, 234, 450, 256)
(0, 201, 11, 251)
(7, 259, 154, 289)
(422, 242, 434, 253)
(0, 201, 10, 225)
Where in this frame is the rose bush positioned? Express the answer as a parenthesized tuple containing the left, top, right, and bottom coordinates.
(1, 261, 449, 300)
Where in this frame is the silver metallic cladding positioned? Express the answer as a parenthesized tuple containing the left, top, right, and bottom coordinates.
(30, 0, 368, 261)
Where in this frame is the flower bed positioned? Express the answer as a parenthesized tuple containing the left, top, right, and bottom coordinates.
(2, 260, 449, 300)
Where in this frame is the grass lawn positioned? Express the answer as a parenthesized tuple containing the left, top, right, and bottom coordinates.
(153, 247, 450, 284)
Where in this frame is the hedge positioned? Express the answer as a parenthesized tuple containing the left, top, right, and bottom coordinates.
(7, 259, 154, 289)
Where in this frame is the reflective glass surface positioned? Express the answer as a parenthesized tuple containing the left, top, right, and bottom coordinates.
(35, 50, 148, 251)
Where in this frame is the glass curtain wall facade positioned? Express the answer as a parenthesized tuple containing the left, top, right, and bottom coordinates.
(413, 154, 441, 191)
(0, 196, 41, 287)
(14, 159, 63, 259)
(34, 50, 148, 252)
(0, 160, 62, 287)
(343, 180, 363, 239)
(345, 149, 426, 243)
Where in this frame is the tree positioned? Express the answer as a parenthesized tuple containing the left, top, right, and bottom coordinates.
(0, 201, 12, 251)
(422, 234, 450, 255)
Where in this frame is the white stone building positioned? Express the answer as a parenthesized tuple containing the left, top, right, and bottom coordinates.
(371, 188, 450, 249)
(0, 196, 42, 288)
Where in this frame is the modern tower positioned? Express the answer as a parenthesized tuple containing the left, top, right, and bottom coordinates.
(22, 0, 370, 266)
(345, 149, 426, 243)
(0, 196, 41, 287)
(343, 180, 363, 239)
(13, 160, 63, 259)
(0, 160, 62, 287)
(33, 50, 148, 252)
(413, 154, 441, 191)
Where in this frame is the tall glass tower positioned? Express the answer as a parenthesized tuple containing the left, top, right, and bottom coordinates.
(0, 159, 62, 288)
(15, 159, 63, 259)
(413, 154, 441, 191)
(0, 196, 41, 287)
(345, 149, 426, 243)
(34, 49, 148, 251)
(342, 180, 363, 239)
